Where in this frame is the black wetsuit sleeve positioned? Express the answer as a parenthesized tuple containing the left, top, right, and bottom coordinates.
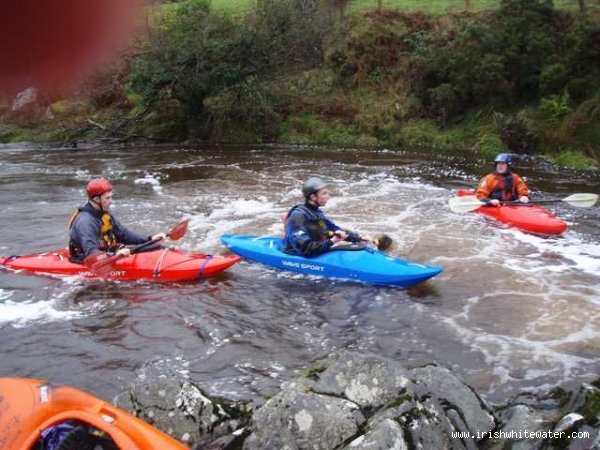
(287, 210, 333, 257)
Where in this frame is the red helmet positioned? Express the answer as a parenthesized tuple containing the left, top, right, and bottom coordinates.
(86, 178, 113, 198)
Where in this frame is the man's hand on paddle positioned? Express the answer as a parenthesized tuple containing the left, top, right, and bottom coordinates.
(115, 247, 131, 258)
(152, 232, 167, 241)
(330, 230, 348, 244)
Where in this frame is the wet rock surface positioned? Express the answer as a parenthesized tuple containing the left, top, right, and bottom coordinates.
(114, 379, 249, 448)
(115, 352, 600, 449)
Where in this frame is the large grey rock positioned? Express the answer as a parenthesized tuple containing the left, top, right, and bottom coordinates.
(446, 409, 477, 450)
(561, 382, 600, 450)
(111, 357, 600, 450)
(400, 397, 468, 450)
(313, 352, 413, 408)
(496, 404, 546, 450)
(345, 419, 407, 450)
(403, 405, 454, 450)
(243, 429, 299, 450)
(568, 382, 600, 420)
(554, 413, 584, 433)
(114, 379, 247, 448)
(410, 365, 495, 436)
(244, 389, 365, 450)
(566, 425, 599, 450)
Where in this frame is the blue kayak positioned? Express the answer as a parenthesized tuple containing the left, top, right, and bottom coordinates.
(220, 234, 442, 287)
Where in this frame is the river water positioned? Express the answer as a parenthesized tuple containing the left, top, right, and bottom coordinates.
(0, 144, 598, 405)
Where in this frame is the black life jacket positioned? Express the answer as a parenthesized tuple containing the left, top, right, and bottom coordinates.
(284, 204, 329, 241)
(490, 172, 518, 201)
(68, 203, 119, 260)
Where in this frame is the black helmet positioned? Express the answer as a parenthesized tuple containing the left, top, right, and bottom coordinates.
(302, 176, 329, 198)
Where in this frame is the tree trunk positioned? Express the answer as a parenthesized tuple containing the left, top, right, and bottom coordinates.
(465, 0, 471, 10)
(578, 0, 585, 13)
(377, 0, 382, 10)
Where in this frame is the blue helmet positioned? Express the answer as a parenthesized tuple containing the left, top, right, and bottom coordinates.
(494, 153, 513, 165)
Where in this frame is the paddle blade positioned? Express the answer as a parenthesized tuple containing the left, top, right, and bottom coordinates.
(89, 254, 121, 277)
(562, 193, 598, 208)
(167, 219, 189, 241)
(448, 196, 485, 213)
(374, 235, 393, 252)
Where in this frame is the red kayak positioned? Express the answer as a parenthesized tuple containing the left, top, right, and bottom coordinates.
(457, 190, 568, 236)
(0, 248, 240, 282)
(0, 377, 188, 449)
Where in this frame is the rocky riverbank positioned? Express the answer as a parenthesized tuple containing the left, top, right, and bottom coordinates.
(114, 352, 600, 449)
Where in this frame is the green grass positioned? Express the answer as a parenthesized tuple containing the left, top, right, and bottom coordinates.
(211, 0, 255, 13)
(211, 0, 597, 15)
(347, 0, 498, 14)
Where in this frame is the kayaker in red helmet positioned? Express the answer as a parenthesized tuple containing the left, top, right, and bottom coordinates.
(67, 178, 165, 265)
(283, 176, 372, 256)
(475, 153, 530, 206)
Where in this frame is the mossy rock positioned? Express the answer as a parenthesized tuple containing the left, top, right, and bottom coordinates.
(582, 391, 600, 424)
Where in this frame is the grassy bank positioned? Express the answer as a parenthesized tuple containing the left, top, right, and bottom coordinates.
(212, 0, 599, 14)
(1, 0, 598, 169)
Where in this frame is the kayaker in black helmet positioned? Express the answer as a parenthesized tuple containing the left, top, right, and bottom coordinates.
(475, 153, 530, 206)
(68, 178, 165, 265)
(283, 176, 372, 256)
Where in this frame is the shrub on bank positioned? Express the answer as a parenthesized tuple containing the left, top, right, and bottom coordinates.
(4, 0, 597, 167)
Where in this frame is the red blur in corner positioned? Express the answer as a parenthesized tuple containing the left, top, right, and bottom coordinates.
(0, 0, 142, 93)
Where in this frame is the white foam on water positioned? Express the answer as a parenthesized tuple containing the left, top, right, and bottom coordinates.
(137, 355, 191, 381)
(389, 186, 600, 394)
(181, 197, 287, 249)
(163, 158, 204, 169)
(208, 197, 280, 219)
(0, 287, 82, 329)
(438, 246, 600, 389)
(134, 173, 164, 194)
(74, 169, 90, 180)
(500, 228, 600, 276)
(234, 359, 287, 376)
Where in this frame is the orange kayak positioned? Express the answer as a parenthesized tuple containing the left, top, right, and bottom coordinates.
(0, 378, 189, 449)
(0, 248, 240, 282)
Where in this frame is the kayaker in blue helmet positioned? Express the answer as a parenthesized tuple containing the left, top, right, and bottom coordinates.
(284, 176, 372, 256)
(475, 153, 530, 206)
(68, 178, 165, 265)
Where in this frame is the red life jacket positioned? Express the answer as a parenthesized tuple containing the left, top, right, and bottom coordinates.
(490, 173, 518, 201)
